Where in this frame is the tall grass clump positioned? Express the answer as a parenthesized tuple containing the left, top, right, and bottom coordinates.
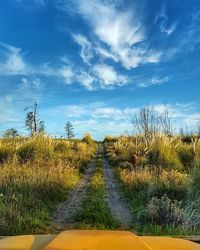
(0, 162, 79, 235)
(147, 136, 183, 170)
(0, 134, 97, 235)
(0, 145, 15, 164)
(105, 133, 200, 235)
(17, 135, 54, 164)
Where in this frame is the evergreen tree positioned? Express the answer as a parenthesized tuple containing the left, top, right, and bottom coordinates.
(38, 121, 45, 133)
(65, 122, 74, 139)
(3, 128, 19, 138)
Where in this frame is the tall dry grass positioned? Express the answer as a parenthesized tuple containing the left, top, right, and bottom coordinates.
(0, 134, 96, 235)
(105, 134, 200, 235)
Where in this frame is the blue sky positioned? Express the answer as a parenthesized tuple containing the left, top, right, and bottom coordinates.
(0, 0, 200, 140)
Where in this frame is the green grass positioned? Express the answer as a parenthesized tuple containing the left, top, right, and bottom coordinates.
(0, 135, 97, 235)
(0, 163, 80, 235)
(104, 135, 200, 236)
(73, 153, 120, 229)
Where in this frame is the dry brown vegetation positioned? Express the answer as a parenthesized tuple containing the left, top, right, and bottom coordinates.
(0, 134, 96, 235)
(105, 134, 200, 235)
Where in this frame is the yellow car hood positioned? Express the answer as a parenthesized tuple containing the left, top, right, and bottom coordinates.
(0, 230, 200, 250)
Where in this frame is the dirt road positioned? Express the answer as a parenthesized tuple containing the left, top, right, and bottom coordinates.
(102, 147, 133, 229)
(50, 156, 97, 232)
(50, 144, 133, 231)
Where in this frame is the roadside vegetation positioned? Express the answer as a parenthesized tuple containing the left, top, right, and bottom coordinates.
(73, 146, 120, 229)
(104, 106, 200, 235)
(1, 101, 200, 236)
(0, 134, 96, 235)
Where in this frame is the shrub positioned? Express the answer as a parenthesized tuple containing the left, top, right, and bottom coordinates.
(189, 168, 200, 199)
(150, 170, 189, 200)
(118, 168, 152, 192)
(82, 133, 93, 145)
(193, 139, 200, 168)
(103, 136, 117, 143)
(54, 141, 70, 153)
(118, 161, 133, 170)
(0, 146, 15, 164)
(17, 135, 53, 163)
(176, 143, 195, 170)
(147, 194, 183, 227)
(147, 137, 182, 170)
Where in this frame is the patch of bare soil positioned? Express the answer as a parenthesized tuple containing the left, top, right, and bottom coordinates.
(102, 149, 133, 229)
(50, 157, 96, 232)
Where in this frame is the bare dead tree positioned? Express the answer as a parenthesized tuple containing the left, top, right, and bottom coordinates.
(33, 100, 38, 134)
(133, 106, 161, 144)
(24, 101, 45, 136)
(160, 105, 173, 135)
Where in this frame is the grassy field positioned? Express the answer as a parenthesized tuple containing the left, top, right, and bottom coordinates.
(104, 134, 200, 235)
(0, 134, 96, 235)
(1, 129, 200, 236)
(73, 148, 120, 229)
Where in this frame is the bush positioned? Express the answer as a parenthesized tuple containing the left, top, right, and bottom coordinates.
(118, 168, 152, 192)
(147, 194, 183, 227)
(103, 136, 117, 143)
(176, 143, 195, 170)
(17, 135, 53, 163)
(0, 146, 15, 163)
(54, 141, 70, 153)
(189, 168, 200, 199)
(151, 170, 189, 200)
(147, 138, 182, 170)
(193, 139, 200, 168)
(82, 133, 93, 145)
(118, 161, 133, 170)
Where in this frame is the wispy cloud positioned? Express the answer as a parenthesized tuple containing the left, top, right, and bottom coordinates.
(92, 107, 138, 120)
(77, 71, 95, 91)
(0, 76, 44, 131)
(0, 42, 29, 75)
(184, 113, 200, 127)
(70, 0, 162, 69)
(58, 66, 74, 84)
(72, 34, 93, 64)
(155, 5, 178, 36)
(94, 64, 128, 87)
(138, 76, 169, 88)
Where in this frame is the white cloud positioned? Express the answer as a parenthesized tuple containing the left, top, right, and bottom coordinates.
(138, 76, 169, 88)
(74, 0, 161, 69)
(0, 95, 20, 124)
(94, 64, 127, 86)
(58, 66, 74, 84)
(92, 107, 138, 120)
(184, 113, 200, 127)
(77, 71, 95, 90)
(0, 42, 28, 75)
(0, 77, 44, 130)
(155, 6, 178, 36)
(95, 46, 118, 62)
(72, 119, 133, 139)
(21, 77, 42, 89)
(73, 34, 93, 64)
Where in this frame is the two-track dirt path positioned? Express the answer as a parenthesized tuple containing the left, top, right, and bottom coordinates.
(102, 145, 133, 229)
(50, 144, 133, 232)
(50, 155, 97, 232)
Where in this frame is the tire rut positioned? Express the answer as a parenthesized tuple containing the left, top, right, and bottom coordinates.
(50, 154, 97, 232)
(102, 146, 133, 229)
